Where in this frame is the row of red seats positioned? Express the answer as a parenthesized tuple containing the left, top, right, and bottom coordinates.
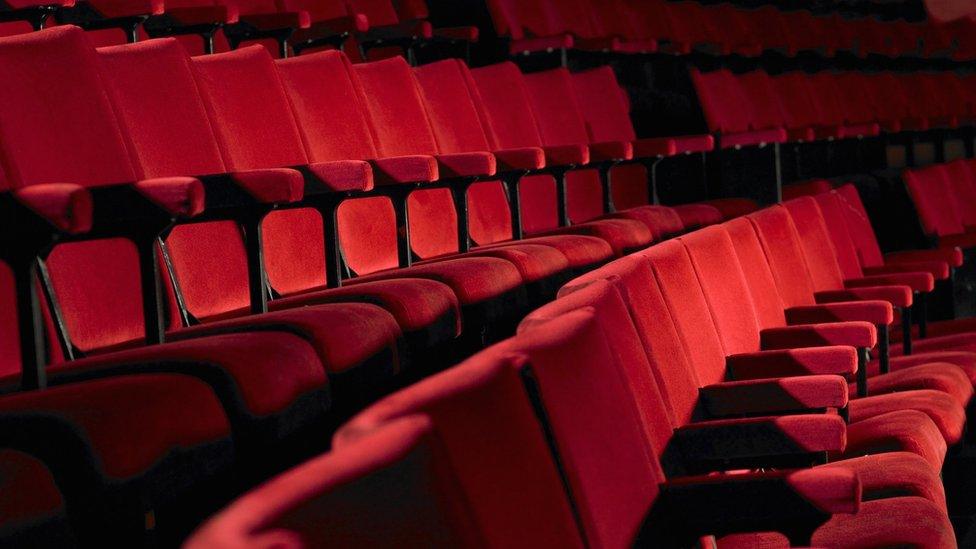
(487, 0, 976, 60)
(0, 0, 476, 58)
(691, 68, 976, 150)
(0, 25, 755, 543)
(186, 191, 976, 547)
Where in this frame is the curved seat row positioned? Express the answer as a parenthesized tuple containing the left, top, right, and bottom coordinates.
(185, 192, 976, 548)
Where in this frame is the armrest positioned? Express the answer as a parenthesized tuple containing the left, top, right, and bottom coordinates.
(862, 260, 949, 280)
(700, 375, 849, 417)
(195, 169, 303, 210)
(493, 147, 545, 171)
(815, 286, 912, 308)
(542, 144, 589, 167)
(369, 155, 438, 185)
(638, 468, 858, 546)
(760, 322, 876, 350)
(845, 272, 934, 293)
(726, 347, 857, 380)
(302, 161, 373, 193)
(885, 247, 963, 268)
(4, 184, 92, 235)
(588, 140, 633, 162)
(673, 414, 847, 466)
(435, 152, 496, 178)
(432, 25, 478, 42)
(670, 134, 715, 154)
(633, 137, 676, 158)
(786, 301, 893, 326)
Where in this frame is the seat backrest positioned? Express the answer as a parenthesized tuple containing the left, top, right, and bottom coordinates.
(812, 192, 867, 281)
(274, 49, 392, 282)
(484, 0, 560, 41)
(189, 46, 348, 292)
(746, 207, 819, 309)
(513, 297, 671, 547)
(562, 256, 702, 429)
(185, 416, 479, 549)
(336, 336, 585, 548)
(904, 166, 965, 238)
(722, 217, 789, 330)
(834, 184, 886, 268)
(568, 67, 653, 211)
(772, 71, 824, 130)
(469, 63, 560, 235)
(782, 197, 848, 292)
(277, 0, 350, 23)
(522, 68, 604, 224)
(736, 70, 788, 130)
(412, 59, 494, 155)
(689, 68, 751, 134)
(807, 71, 848, 127)
(352, 56, 462, 263)
(678, 226, 763, 356)
(941, 159, 976, 228)
(190, 45, 310, 171)
(638, 241, 731, 390)
(413, 59, 520, 249)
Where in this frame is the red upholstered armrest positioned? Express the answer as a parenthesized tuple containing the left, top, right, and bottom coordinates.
(433, 25, 478, 42)
(493, 147, 545, 171)
(786, 301, 893, 326)
(435, 152, 496, 178)
(133, 177, 205, 217)
(700, 375, 849, 417)
(542, 144, 589, 167)
(304, 161, 373, 193)
(726, 347, 858, 379)
(885, 248, 963, 268)
(633, 137, 677, 158)
(360, 19, 433, 41)
(673, 414, 847, 463)
(10, 184, 93, 234)
(760, 322, 876, 350)
(845, 272, 934, 293)
(815, 286, 912, 308)
(369, 155, 438, 185)
(862, 261, 949, 280)
(588, 140, 633, 162)
(226, 168, 305, 203)
(670, 134, 714, 154)
(644, 468, 858, 545)
(237, 11, 311, 30)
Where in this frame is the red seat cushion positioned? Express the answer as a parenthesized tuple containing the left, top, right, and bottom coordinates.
(347, 257, 523, 306)
(848, 390, 965, 445)
(0, 374, 231, 478)
(839, 410, 947, 470)
(271, 279, 461, 338)
(418, 243, 569, 284)
(477, 235, 613, 269)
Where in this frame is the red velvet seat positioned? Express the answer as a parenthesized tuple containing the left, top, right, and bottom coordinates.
(469, 62, 653, 256)
(690, 68, 789, 149)
(906, 164, 976, 252)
